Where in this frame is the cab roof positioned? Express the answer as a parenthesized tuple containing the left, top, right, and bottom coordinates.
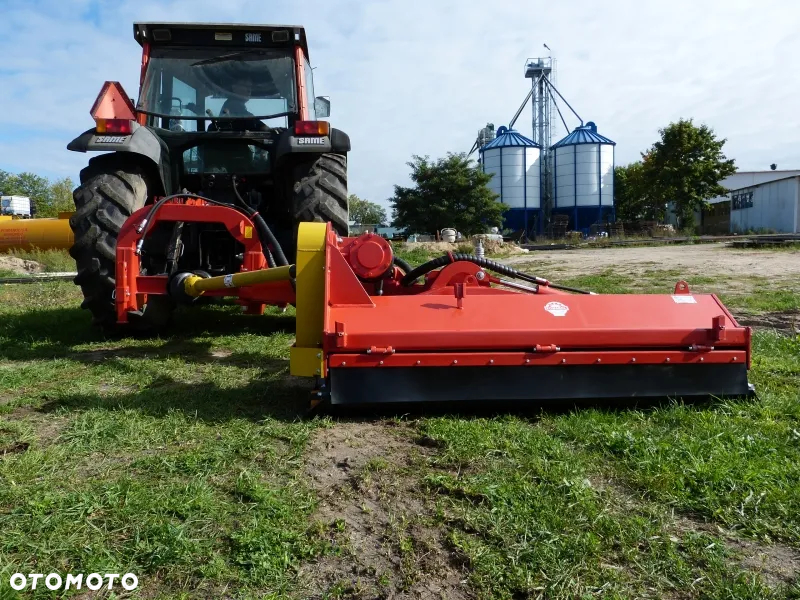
(133, 22, 309, 59)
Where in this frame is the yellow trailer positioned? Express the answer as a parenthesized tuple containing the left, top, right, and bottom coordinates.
(0, 214, 74, 251)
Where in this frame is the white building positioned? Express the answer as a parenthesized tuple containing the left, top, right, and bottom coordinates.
(727, 175, 800, 234)
(668, 170, 800, 234)
(709, 170, 800, 205)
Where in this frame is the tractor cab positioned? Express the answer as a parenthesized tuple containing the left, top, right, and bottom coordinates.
(130, 23, 337, 180)
(133, 22, 328, 132)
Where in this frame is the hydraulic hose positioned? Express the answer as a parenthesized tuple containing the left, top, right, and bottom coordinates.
(263, 246, 277, 269)
(401, 253, 523, 286)
(136, 191, 287, 269)
(400, 252, 591, 294)
(137, 192, 203, 252)
(232, 177, 289, 267)
(228, 191, 276, 267)
(136, 189, 288, 267)
(392, 256, 412, 275)
(251, 212, 288, 266)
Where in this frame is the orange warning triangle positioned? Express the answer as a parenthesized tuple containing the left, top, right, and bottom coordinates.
(90, 81, 136, 120)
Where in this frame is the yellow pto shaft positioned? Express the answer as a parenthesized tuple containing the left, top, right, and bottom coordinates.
(183, 264, 295, 297)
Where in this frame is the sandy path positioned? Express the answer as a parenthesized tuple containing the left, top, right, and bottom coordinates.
(504, 243, 800, 279)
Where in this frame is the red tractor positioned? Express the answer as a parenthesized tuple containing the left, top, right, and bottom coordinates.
(67, 22, 348, 332)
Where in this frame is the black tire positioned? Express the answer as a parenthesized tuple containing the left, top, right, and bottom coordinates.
(291, 153, 349, 236)
(69, 157, 172, 333)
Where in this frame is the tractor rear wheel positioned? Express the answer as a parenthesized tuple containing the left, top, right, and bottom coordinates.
(69, 157, 172, 333)
(291, 153, 349, 237)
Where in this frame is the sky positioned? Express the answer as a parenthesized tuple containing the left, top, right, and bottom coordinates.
(1, 0, 799, 210)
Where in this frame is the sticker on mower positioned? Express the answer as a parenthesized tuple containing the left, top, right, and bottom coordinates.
(671, 295, 697, 304)
(544, 301, 569, 317)
(223, 274, 234, 288)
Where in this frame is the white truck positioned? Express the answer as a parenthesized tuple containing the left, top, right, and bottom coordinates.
(0, 196, 31, 217)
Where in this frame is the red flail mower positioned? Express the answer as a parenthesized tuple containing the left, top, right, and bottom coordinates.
(114, 200, 753, 407)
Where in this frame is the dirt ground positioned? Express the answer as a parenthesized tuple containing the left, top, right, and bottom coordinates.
(504, 242, 800, 279)
(298, 422, 800, 599)
(298, 422, 470, 599)
(403, 240, 528, 256)
(0, 256, 42, 275)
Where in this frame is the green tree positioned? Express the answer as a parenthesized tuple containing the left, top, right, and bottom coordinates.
(14, 172, 52, 217)
(0, 171, 76, 217)
(0, 170, 22, 196)
(348, 194, 387, 225)
(47, 177, 76, 217)
(390, 153, 503, 236)
(642, 119, 736, 231)
(614, 162, 664, 222)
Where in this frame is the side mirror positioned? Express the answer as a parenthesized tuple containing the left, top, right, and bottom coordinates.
(314, 96, 330, 118)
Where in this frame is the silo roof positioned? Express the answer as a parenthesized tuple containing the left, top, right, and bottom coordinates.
(551, 124, 616, 149)
(481, 126, 540, 150)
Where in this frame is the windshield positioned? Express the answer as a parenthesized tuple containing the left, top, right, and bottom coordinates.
(138, 46, 297, 130)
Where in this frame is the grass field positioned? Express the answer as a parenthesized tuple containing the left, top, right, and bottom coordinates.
(0, 247, 798, 599)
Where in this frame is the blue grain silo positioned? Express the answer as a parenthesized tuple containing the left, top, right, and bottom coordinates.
(480, 126, 542, 235)
(551, 122, 615, 232)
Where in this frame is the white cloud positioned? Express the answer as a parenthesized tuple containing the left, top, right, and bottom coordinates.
(1, 0, 799, 209)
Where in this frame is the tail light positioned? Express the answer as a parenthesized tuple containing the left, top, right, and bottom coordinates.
(91, 81, 136, 135)
(95, 119, 133, 134)
(295, 120, 330, 136)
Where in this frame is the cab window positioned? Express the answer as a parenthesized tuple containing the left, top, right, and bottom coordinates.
(304, 57, 316, 119)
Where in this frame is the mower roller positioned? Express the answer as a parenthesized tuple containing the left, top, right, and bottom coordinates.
(67, 21, 753, 406)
